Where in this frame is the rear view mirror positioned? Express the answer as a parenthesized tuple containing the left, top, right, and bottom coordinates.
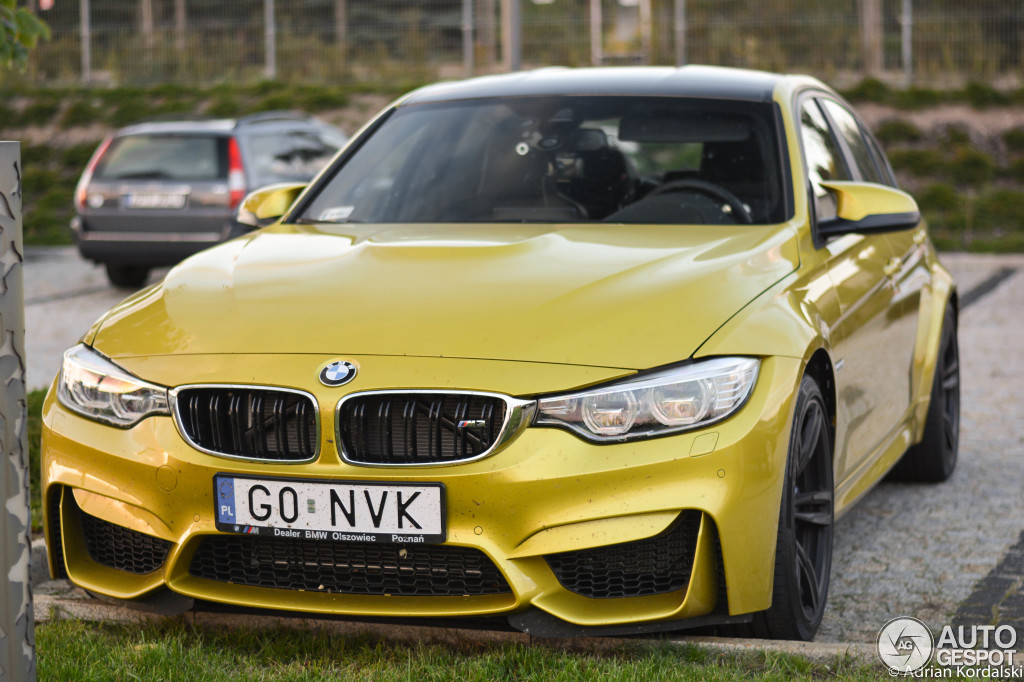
(234, 183, 307, 229)
(618, 113, 751, 144)
(818, 181, 921, 237)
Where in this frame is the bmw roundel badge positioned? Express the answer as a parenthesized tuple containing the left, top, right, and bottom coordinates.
(319, 360, 358, 387)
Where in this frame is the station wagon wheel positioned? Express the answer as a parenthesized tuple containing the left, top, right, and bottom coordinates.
(751, 375, 834, 641)
(105, 264, 150, 289)
(888, 304, 960, 482)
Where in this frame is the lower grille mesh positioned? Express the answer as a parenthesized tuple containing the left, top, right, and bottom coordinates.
(48, 488, 68, 579)
(544, 510, 702, 599)
(78, 501, 172, 575)
(189, 535, 512, 596)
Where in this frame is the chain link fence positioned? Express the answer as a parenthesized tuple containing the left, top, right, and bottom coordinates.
(16, 1, 1024, 89)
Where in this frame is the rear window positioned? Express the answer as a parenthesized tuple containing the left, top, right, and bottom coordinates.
(95, 134, 227, 182)
(245, 130, 344, 185)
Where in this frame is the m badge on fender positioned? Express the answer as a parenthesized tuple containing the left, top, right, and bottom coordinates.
(319, 360, 358, 387)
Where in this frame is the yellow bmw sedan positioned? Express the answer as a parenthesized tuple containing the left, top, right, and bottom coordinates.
(41, 66, 959, 641)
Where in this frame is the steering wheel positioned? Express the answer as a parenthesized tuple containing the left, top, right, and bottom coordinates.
(645, 179, 753, 224)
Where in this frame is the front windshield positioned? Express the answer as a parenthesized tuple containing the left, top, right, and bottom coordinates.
(299, 96, 786, 225)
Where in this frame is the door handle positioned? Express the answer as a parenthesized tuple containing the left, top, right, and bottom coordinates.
(883, 257, 902, 278)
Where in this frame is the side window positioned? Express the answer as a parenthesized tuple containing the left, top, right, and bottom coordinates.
(799, 99, 850, 221)
(863, 131, 897, 187)
(820, 99, 885, 185)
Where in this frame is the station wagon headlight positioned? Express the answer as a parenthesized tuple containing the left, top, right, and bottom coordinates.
(534, 357, 759, 442)
(57, 344, 170, 428)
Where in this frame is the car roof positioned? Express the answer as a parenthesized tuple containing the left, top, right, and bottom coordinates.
(401, 65, 819, 106)
(116, 112, 330, 137)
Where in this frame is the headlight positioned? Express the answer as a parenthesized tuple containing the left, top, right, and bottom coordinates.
(534, 357, 759, 442)
(57, 344, 169, 428)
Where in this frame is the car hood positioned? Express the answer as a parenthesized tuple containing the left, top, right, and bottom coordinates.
(89, 221, 800, 370)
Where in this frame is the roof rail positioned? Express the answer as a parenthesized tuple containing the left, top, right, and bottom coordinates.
(236, 110, 316, 126)
(136, 113, 220, 124)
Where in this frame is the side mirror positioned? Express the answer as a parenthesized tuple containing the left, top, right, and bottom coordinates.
(817, 181, 921, 238)
(234, 183, 307, 229)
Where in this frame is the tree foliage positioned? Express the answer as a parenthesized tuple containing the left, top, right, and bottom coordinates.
(0, 0, 49, 71)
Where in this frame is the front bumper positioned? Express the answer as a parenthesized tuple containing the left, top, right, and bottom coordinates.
(42, 353, 801, 632)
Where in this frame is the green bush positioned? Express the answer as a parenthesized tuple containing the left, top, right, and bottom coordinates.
(946, 148, 996, 186)
(37, 188, 72, 213)
(21, 143, 53, 166)
(111, 98, 151, 126)
(61, 142, 100, 170)
(254, 92, 295, 112)
(245, 79, 288, 96)
(1008, 157, 1024, 183)
(21, 168, 61, 196)
(842, 77, 890, 103)
(23, 208, 72, 246)
(919, 183, 960, 212)
(206, 96, 242, 118)
(974, 189, 1024, 230)
(1003, 127, 1024, 154)
(962, 81, 1010, 108)
(891, 87, 944, 109)
(297, 88, 350, 112)
(17, 101, 60, 127)
(0, 102, 14, 129)
(887, 149, 946, 178)
(938, 124, 972, 148)
(873, 118, 922, 145)
(28, 390, 45, 531)
(59, 100, 100, 128)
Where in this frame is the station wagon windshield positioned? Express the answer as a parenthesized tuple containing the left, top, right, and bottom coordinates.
(299, 96, 787, 225)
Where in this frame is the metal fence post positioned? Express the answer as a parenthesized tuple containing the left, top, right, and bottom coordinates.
(264, 0, 277, 79)
(674, 0, 686, 66)
(501, 0, 520, 72)
(80, 0, 91, 83)
(462, 0, 474, 76)
(902, 0, 913, 86)
(590, 0, 602, 66)
(0, 142, 35, 682)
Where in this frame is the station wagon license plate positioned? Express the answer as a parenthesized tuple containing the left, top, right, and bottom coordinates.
(123, 193, 187, 209)
(214, 475, 445, 544)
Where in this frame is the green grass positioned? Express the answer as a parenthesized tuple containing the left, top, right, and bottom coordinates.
(35, 620, 883, 681)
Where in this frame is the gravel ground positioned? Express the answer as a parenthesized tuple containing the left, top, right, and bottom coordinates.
(24, 246, 1024, 645)
(819, 252, 1024, 644)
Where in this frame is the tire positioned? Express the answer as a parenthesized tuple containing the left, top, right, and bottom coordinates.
(105, 264, 150, 289)
(748, 375, 834, 641)
(888, 305, 960, 482)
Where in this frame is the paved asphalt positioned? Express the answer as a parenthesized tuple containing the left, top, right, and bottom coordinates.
(24, 247, 1024, 645)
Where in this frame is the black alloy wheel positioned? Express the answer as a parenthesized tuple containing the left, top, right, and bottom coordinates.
(750, 375, 834, 641)
(889, 304, 960, 482)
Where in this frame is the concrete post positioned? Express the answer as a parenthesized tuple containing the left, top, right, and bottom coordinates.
(501, 0, 521, 72)
(674, 0, 686, 66)
(462, 0, 474, 76)
(0, 142, 34, 682)
(80, 0, 91, 82)
(590, 0, 602, 66)
(264, 0, 277, 79)
(858, 0, 883, 76)
(901, 0, 913, 87)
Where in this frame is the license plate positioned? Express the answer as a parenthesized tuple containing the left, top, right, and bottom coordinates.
(123, 193, 187, 209)
(213, 475, 445, 544)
